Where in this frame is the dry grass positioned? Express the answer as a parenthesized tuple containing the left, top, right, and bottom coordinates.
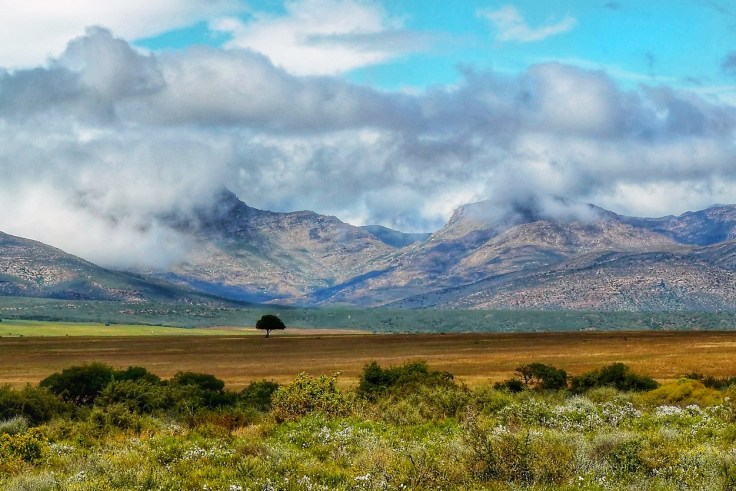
(2, 330, 736, 389)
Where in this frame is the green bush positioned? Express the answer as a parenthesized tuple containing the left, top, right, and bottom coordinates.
(571, 363, 658, 393)
(271, 372, 351, 421)
(114, 366, 161, 384)
(493, 378, 525, 392)
(684, 372, 736, 390)
(0, 427, 49, 463)
(89, 403, 143, 432)
(169, 371, 225, 393)
(516, 363, 568, 390)
(638, 379, 724, 407)
(239, 380, 279, 412)
(0, 416, 28, 436)
(97, 379, 170, 414)
(357, 360, 455, 400)
(472, 385, 516, 414)
(0, 385, 67, 425)
(168, 372, 236, 410)
(39, 362, 116, 406)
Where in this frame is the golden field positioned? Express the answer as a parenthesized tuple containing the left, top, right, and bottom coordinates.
(2, 326, 736, 388)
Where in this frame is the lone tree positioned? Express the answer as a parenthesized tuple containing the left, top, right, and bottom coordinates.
(256, 314, 286, 338)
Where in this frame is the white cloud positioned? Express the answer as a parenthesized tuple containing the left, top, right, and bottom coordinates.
(1, 29, 736, 267)
(482, 5, 577, 43)
(0, 0, 241, 68)
(211, 0, 426, 75)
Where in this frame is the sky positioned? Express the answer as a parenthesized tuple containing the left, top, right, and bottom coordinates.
(1, 0, 736, 268)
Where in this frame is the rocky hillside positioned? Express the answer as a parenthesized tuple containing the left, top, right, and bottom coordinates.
(303, 201, 690, 307)
(152, 190, 397, 302)
(5, 190, 736, 312)
(0, 232, 213, 302)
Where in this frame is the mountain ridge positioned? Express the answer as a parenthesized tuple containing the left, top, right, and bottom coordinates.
(3, 191, 736, 312)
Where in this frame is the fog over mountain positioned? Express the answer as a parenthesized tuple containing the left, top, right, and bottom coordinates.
(1, 28, 736, 269)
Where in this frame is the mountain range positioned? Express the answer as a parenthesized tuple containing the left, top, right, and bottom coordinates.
(2, 190, 736, 311)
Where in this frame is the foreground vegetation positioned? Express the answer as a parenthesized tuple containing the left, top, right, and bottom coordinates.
(3, 360, 736, 490)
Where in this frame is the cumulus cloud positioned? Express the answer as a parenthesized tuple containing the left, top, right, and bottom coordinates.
(0, 0, 242, 68)
(211, 0, 428, 75)
(1, 28, 736, 268)
(481, 5, 577, 43)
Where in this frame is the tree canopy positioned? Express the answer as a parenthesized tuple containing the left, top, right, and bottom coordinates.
(256, 314, 286, 338)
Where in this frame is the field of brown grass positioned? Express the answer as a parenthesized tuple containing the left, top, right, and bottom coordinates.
(2, 330, 736, 389)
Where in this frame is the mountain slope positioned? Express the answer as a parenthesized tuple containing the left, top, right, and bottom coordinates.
(155, 190, 397, 302)
(7, 193, 736, 313)
(303, 201, 684, 306)
(0, 231, 217, 302)
(621, 205, 736, 245)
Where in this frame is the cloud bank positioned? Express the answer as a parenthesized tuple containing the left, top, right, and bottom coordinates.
(211, 0, 427, 76)
(1, 28, 735, 268)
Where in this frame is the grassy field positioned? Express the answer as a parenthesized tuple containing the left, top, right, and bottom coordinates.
(3, 328, 736, 389)
(0, 320, 256, 337)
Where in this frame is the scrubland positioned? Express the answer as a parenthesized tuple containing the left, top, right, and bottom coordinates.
(3, 357, 736, 490)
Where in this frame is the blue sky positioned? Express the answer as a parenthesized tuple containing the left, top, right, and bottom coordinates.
(1, 1, 736, 266)
(129, 1, 736, 98)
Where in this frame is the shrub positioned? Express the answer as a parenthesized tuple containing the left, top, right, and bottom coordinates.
(377, 384, 470, 423)
(493, 379, 525, 393)
(97, 379, 170, 414)
(0, 385, 67, 425)
(168, 371, 236, 410)
(684, 372, 736, 390)
(357, 360, 455, 399)
(271, 372, 351, 421)
(516, 363, 568, 390)
(240, 380, 279, 412)
(114, 366, 161, 384)
(89, 403, 142, 432)
(472, 385, 516, 414)
(0, 416, 28, 436)
(0, 427, 49, 463)
(590, 432, 645, 475)
(169, 371, 225, 393)
(638, 379, 724, 407)
(39, 362, 116, 406)
(571, 363, 658, 393)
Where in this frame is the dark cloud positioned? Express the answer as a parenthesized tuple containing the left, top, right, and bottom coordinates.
(1, 28, 736, 266)
(722, 52, 736, 75)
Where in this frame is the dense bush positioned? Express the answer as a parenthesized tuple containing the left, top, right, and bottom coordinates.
(97, 379, 171, 414)
(493, 378, 525, 392)
(0, 385, 67, 425)
(39, 362, 116, 406)
(684, 372, 736, 390)
(168, 371, 236, 410)
(271, 372, 350, 421)
(239, 380, 279, 412)
(0, 416, 28, 436)
(571, 363, 658, 393)
(114, 366, 161, 384)
(357, 360, 455, 399)
(169, 371, 225, 393)
(638, 378, 724, 407)
(516, 363, 569, 390)
(0, 428, 49, 464)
